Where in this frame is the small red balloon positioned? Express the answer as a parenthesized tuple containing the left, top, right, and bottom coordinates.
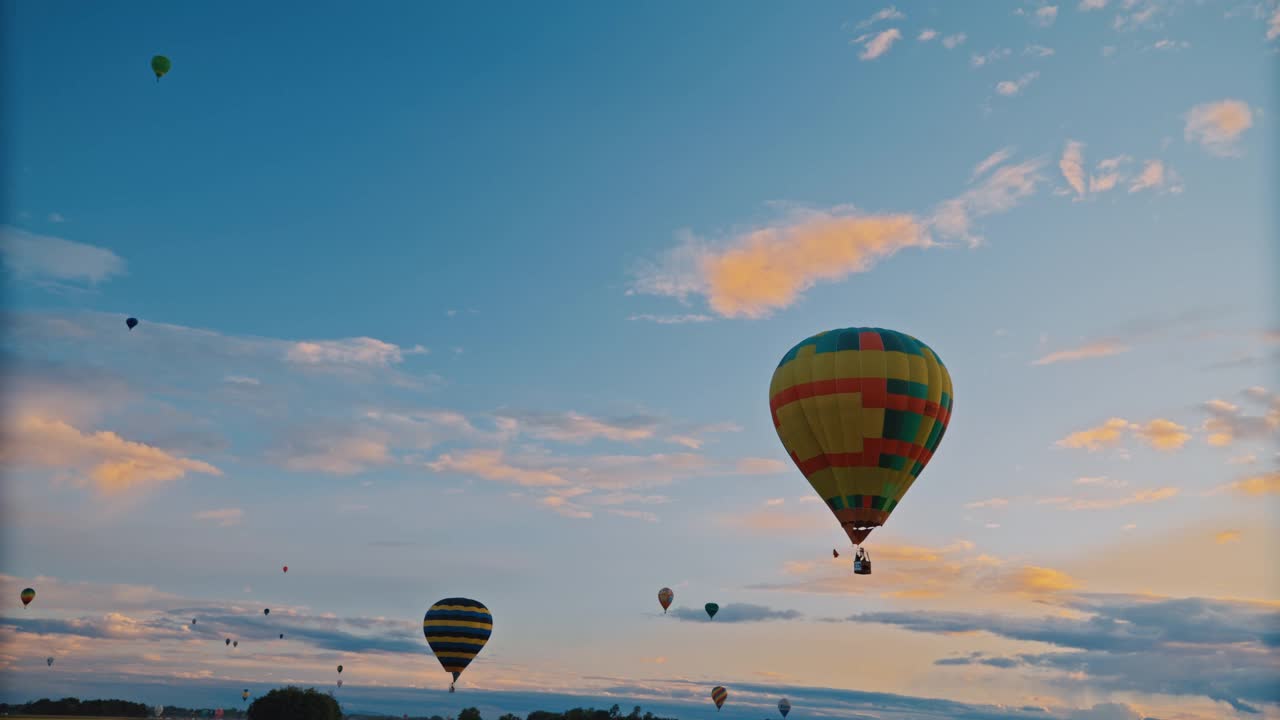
(282, 566, 288, 573)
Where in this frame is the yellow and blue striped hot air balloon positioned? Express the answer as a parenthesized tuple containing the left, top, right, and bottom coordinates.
(769, 327, 953, 549)
(424, 597, 492, 693)
(711, 686, 728, 711)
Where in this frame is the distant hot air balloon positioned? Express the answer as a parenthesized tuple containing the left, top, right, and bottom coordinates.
(279, 633, 284, 639)
(126, 317, 138, 330)
(46, 656, 54, 667)
(704, 602, 719, 620)
(151, 55, 171, 82)
(233, 640, 238, 648)
(191, 618, 197, 625)
(215, 709, 224, 719)
(424, 597, 492, 693)
(154, 705, 164, 718)
(833, 549, 840, 558)
(658, 587, 674, 614)
(779, 699, 791, 718)
(711, 686, 728, 711)
(20, 588, 35, 608)
(770, 328, 954, 559)
(225, 638, 230, 646)
(263, 608, 270, 616)
(337, 679, 343, 688)
(241, 689, 249, 702)
(337, 664, 343, 673)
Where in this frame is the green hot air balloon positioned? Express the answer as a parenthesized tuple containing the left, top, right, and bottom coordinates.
(20, 588, 35, 608)
(151, 55, 171, 82)
(704, 602, 719, 620)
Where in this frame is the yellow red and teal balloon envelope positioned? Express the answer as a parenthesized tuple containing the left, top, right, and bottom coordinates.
(769, 327, 953, 546)
(658, 587, 673, 613)
(20, 588, 34, 607)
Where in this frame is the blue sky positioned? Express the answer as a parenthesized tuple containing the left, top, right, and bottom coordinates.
(2, 1, 1278, 719)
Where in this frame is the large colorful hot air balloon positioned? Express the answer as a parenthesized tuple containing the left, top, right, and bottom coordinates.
(20, 588, 34, 607)
(704, 602, 719, 620)
(769, 327, 953, 552)
(778, 699, 791, 718)
(711, 686, 728, 711)
(658, 587, 673, 614)
(151, 55, 171, 82)
(424, 597, 492, 693)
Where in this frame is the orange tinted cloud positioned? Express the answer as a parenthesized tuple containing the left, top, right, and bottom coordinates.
(1032, 339, 1129, 365)
(1131, 419, 1191, 450)
(1055, 417, 1130, 451)
(1185, 99, 1254, 156)
(426, 449, 568, 487)
(992, 565, 1080, 595)
(1214, 530, 1242, 544)
(1056, 417, 1189, 452)
(700, 212, 927, 318)
(1220, 471, 1280, 496)
(2, 416, 221, 494)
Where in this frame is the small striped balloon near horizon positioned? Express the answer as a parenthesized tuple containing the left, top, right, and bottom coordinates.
(711, 686, 728, 710)
(424, 597, 493, 685)
(779, 698, 791, 718)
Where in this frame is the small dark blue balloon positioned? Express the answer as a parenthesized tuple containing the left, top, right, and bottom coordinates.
(126, 317, 138, 330)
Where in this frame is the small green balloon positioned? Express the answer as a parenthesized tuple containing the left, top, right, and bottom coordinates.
(151, 55, 171, 81)
(704, 602, 719, 620)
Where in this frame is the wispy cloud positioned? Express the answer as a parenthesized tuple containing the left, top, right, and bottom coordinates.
(855, 5, 906, 29)
(1033, 5, 1060, 26)
(970, 47, 1013, 67)
(1185, 100, 1254, 156)
(1055, 417, 1191, 452)
(193, 508, 244, 527)
(995, 72, 1040, 96)
(971, 148, 1014, 179)
(1079, 0, 1108, 10)
(1033, 339, 1129, 365)
(1214, 471, 1280, 496)
(858, 28, 904, 60)
(286, 338, 427, 368)
(627, 313, 715, 324)
(1059, 141, 1087, 198)
(1214, 529, 1242, 544)
(1200, 388, 1279, 446)
(1128, 159, 1166, 192)
(630, 208, 929, 318)
(1038, 486, 1179, 510)
(942, 33, 968, 49)
(0, 226, 126, 288)
(917, 28, 939, 41)
(1, 415, 222, 495)
(931, 158, 1044, 247)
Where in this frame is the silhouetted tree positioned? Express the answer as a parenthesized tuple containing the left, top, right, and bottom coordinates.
(246, 686, 340, 720)
(498, 713, 523, 720)
(458, 707, 483, 720)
